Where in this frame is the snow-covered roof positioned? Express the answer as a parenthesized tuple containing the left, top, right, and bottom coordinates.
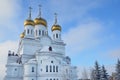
(40, 46, 56, 52)
(26, 58, 37, 64)
(7, 63, 21, 66)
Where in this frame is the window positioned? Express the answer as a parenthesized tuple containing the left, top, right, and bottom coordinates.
(56, 34, 58, 38)
(46, 65, 48, 72)
(31, 30, 32, 34)
(32, 67, 34, 72)
(32, 79, 34, 80)
(49, 47, 52, 51)
(56, 66, 58, 72)
(53, 34, 55, 39)
(41, 69, 42, 71)
(50, 65, 52, 72)
(50, 79, 52, 80)
(51, 61, 53, 63)
(15, 68, 17, 71)
(36, 30, 37, 36)
(39, 30, 41, 35)
(54, 79, 55, 80)
(41, 60, 42, 64)
(27, 29, 29, 34)
(53, 66, 55, 72)
(57, 79, 58, 80)
(42, 30, 44, 36)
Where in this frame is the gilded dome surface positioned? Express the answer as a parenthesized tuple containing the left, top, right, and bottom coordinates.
(51, 24, 61, 31)
(34, 17, 47, 27)
(20, 32, 25, 38)
(24, 20, 34, 26)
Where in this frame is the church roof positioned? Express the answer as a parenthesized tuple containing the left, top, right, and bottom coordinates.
(40, 46, 56, 52)
(26, 59, 37, 64)
(7, 63, 22, 66)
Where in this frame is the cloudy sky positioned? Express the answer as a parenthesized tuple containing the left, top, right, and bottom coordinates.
(0, 0, 120, 79)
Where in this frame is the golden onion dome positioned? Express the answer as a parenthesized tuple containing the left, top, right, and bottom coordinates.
(24, 20, 35, 26)
(51, 24, 61, 32)
(24, 7, 35, 26)
(34, 17, 47, 27)
(52, 13, 61, 31)
(20, 32, 25, 38)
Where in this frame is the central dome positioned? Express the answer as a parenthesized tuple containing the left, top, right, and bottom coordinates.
(34, 17, 47, 27)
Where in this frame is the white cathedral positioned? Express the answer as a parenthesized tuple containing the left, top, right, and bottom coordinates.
(4, 6, 77, 80)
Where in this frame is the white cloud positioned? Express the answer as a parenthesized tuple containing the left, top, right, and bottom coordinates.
(109, 48, 120, 58)
(0, 0, 21, 38)
(0, 40, 18, 79)
(48, 0, 105, 24)
(63, 21, 103, 55)
(0, 0, 20, 20)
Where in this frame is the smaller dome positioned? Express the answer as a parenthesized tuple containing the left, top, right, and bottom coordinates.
(24, 20, 35, 26)
(51, 24, 61, 31)
(34, 17, 47, 27)
(20, 32, 25, 38)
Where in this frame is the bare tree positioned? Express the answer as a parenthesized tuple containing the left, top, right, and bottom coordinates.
(82, 68, 88, 79)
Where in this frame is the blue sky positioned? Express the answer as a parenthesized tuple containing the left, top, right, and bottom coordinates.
(0, 0, 120, 79)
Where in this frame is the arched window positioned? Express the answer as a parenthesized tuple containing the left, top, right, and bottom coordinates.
(49, 46, 52, 51)
(41, 60, 42, 64)
(56, 34, 58, 38)
(42, 30, 44, 36)
(36, 30, 37, 36)
(50, 79, 52, 80)
(46, 65, 48, 72)
(56, 66, 58, 72)
(41, 69, 42, 71)
(50, 65, 52, 72)
(53, 65, 55, 72)
(27, 29, 29, 34)
(39, 30, 41, 35)
(53, 34, 55, 39)
(31, 29, 32, 34)
(32, 79, 34, 80)
(54, 79, 55, 80)
(32, 67, 34, 72)
(15, 68, 17, 71)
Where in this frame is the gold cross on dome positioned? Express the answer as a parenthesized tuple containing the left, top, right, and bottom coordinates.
(54, 13, 58, 24)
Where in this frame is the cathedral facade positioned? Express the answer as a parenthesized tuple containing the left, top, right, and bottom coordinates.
(4, 6, 77, 80)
